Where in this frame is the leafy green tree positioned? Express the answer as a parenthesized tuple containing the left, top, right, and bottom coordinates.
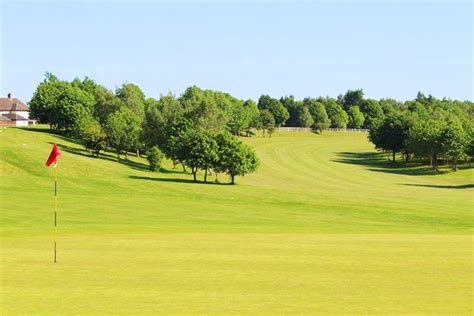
(303, 98, 330, 132)
(93, 86, 124, 126)
(182, 130, 219, 182)
(369, 114, 408, 162)
(258, 95, 289, 127)
(243, 99, 260, 136)
(360, 99, 384, 129)
(104, 107, 141, 159)
(71, 76, 98, 96)
(340, 89, 364, 111)
(296, 106, 314, 127)
(347, 106, 365, 128)
(75, 116, 107, 157)
(407, 119, 445, 170)
(29, 72, 68, 128)
(227, 101, 248, 135)
(440, 121, 470, 171)
(180, 86, 228, 132)
(324, 100, 349, 128)
(146, 146, 164, 172)
(215, 132, 259, 184)
(53, 84, 95, 133)
(259, 109, 276, 137)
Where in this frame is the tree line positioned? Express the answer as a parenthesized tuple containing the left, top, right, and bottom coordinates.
(29, 73, 473, 176)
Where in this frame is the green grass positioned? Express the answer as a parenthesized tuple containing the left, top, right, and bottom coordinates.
(1, 126, 473, 315)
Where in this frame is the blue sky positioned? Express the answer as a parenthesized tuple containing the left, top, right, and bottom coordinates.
(1, 0, 472, 102)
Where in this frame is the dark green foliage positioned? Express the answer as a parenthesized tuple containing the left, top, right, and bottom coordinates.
(215, 132, 259, 184)
(75, 116, 107, 157)
(281, 96, 314, 128)
(181, 130, 219, 182)
(258, 95, 289, 127)
(53, 85, 95, 133)
(347, 106, 365, 128)
(369, 114, 408, 162)
(146, 146, 164, 172)
(324, 99, 349, 128)
(303, 98, 330, 132)
(360, 99, 384, 129)
(440, 120, 470, 171)
(340, 89, 364, 111)
(259, 109, 276, 137)
(29, 73, 472, 178)
(104, 107, 141, 159)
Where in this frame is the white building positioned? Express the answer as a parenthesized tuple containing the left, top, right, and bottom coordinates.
(0, 93, 30, 127)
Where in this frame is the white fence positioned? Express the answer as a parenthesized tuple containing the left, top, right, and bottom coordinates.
(277, 127, 369, 133)
(325, 128, 369, 132)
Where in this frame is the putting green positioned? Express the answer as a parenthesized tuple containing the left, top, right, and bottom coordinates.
(1, 127, 472, 314)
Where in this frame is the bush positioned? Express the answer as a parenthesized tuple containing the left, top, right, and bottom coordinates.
(146, 146, 164, 172)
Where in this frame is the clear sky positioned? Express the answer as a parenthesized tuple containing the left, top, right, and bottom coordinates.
(0, 0, 472, 103)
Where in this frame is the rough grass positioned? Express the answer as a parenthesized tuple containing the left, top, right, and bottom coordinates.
(1, 126, 472, 315)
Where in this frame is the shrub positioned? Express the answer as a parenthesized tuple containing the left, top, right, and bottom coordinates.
(146, 146, 164, 172)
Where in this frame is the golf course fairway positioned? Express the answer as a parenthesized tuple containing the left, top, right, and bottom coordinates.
(1, 127, 472, 315)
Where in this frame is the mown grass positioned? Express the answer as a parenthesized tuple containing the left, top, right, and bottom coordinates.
(1, 126, 472, 315)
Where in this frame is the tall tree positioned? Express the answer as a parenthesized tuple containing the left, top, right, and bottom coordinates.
(258, 95, 289, 127)
(304, 98, 331, 132)
(324, 99, 349, 128)
(341, 89, 364, 111)
(360, 99, 384, 129)
(369, 114, 408, 162)
(182, 130, 219, 182)
(347, 106, 365, 128)
(215, 132, 259, 184)
(440, 120, 470, 171)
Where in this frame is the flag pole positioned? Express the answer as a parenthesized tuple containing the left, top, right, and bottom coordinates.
(54, 165, 58, 263)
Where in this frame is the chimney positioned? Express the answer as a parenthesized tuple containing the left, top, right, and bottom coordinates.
(7, 93, 11, 100)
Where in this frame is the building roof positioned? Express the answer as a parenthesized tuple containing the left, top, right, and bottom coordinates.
(0, 98, 30, 111)
(2, 113, 29, 121)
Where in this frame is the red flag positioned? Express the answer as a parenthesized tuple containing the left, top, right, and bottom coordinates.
(45, 144, 61, 167)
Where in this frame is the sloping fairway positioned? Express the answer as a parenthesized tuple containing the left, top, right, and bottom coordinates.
(1, 127, 472, 315)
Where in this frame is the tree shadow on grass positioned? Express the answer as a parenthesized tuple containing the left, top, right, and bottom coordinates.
(129, 175, 233, 185)
(332, 152, 449, 176)
(20, 126, 83, 146)
(402, 183, 474, 189)
(51, 142, 149, 172)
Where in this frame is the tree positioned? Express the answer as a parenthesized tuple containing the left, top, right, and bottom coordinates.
(324, 100, 349, 128)
(259, 109, 276, 137)
(52, 84, 95, 133)
(180, 86, 228, 132)
(341, 89, 364, 111)
(93, 86, 124, 126)
(29, 72, 68, 128)
(74, 116, 107, 157)
(243, 99, 260, 136)
(369, 114, 408, 162)
(440, 121, 470, 171)
(258, 95, 289, 127)
(303, 98, 330, 132)
(182, 130, 219, 182)
(227, 101, 247, 135)
(360, 99, 384, 129)
(146, 146, 164, 172)
(215, 132, 259, 184)
(116, 83, 146, 116)
(407, 119, 445, 170)
(347, 106, 365, 128)
(104, 107, 141, 159)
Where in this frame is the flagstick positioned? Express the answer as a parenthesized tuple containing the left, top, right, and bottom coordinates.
(54, 165, 58, 263)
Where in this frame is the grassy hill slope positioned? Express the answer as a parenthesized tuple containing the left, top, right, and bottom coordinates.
(1, 127, 472, 315)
